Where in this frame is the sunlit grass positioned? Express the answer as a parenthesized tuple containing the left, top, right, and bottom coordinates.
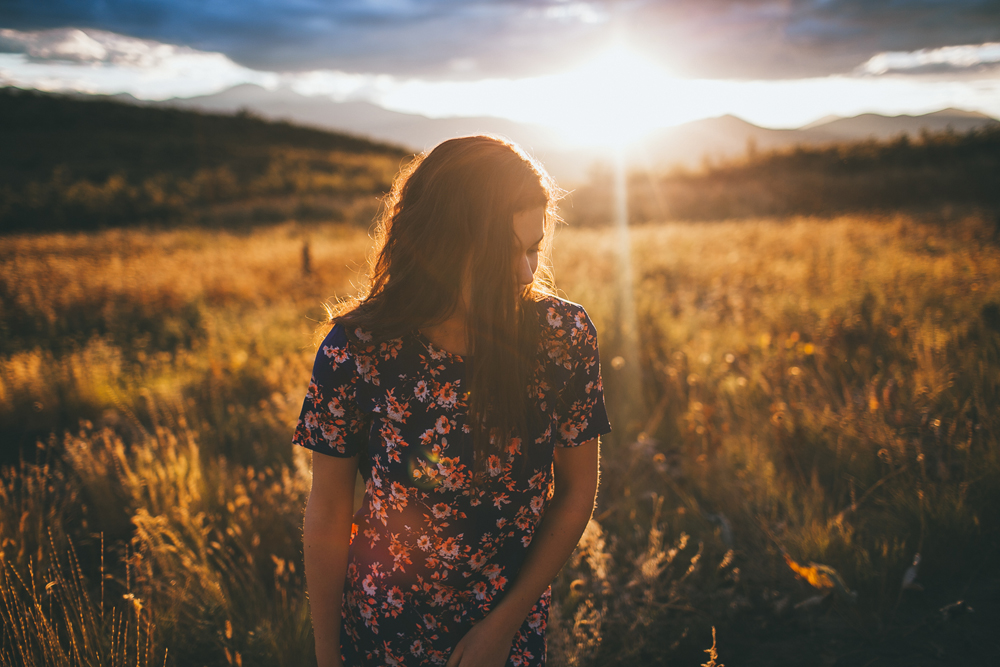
(2, 213, 999, 664)
(553, 214, 1000, 661)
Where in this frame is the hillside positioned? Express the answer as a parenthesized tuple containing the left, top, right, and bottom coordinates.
(0, 86, 409, 232)
(568, 124, 1000, 224)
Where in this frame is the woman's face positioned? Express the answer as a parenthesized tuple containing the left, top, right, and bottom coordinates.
(512, 206, 546, 287)
(455, 205, 546, 315)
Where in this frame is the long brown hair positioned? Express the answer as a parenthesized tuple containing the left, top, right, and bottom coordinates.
(330, 135, 560, 471)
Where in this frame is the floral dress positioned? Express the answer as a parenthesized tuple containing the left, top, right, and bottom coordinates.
(293, 296, 611, 666)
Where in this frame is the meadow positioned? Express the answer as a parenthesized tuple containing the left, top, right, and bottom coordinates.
(2, 212, 999, 665)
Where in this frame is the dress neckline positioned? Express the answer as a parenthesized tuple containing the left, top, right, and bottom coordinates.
(413, 329, 470, 362)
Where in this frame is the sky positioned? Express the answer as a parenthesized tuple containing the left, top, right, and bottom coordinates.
(2, 1, 1000, 146)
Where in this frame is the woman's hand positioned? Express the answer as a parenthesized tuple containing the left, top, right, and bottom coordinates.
(446, 437, 600, 667)
(444, 613, 517, 667)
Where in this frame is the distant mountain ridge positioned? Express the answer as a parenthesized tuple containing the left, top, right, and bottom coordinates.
(158, 85, 998, 183)
(631, 110, 999, 173)
(32, 84, 1000, 184)
(802, 108, 997, 142)
(159, 84, 593, 183)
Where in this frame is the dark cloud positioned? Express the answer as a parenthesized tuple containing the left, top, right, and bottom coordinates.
(2, 0, 999, 79)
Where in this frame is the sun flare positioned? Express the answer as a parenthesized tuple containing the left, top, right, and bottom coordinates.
(544, 44, 680, 148)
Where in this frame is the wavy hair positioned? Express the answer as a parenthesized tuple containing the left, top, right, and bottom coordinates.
(330, 135, 561, 473)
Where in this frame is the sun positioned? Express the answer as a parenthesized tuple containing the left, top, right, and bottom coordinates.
(374, 42, 689, 150)
(544, 44, 681, 149)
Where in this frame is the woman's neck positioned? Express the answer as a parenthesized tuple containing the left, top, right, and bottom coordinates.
(420, 312, 470, 356)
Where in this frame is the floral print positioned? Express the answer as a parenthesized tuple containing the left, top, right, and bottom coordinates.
(293, 297, 610, 666)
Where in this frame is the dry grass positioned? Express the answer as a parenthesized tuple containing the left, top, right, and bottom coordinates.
(2, 213, 998, 665)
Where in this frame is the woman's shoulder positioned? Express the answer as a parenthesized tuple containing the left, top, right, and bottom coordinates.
(532, 295, 597, 336)
(315, 322, 351, 363)
(531, 295, 600, 372)
(320, 321, 386, 354)
(317, 322, 394, 381)
(314, 323, 415, 400)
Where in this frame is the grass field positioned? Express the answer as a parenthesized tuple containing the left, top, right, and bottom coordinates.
(2, 213, 999, 665)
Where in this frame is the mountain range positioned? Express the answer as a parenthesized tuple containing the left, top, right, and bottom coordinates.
(127, 84, 998, 184)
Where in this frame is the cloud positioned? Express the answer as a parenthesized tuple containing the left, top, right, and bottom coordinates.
(0, 27, 278, 98)
(1, 0, 999, 79)
(0, 26, 414, 103)
(0, 26, 224, 68)
(0, 0, 610, 78)
(0, 26, 111, 62)
(856, 42, 1000, 75)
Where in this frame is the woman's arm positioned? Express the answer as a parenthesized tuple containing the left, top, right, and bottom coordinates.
(446, 437, 601, 667)
(304, 452, 359, 667)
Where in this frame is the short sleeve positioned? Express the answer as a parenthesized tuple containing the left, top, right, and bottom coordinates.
(292, 323, 371, 457)
(555, 306, 612, 447)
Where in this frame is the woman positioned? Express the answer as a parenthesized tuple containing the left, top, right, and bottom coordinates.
(294, 135, 611, 667)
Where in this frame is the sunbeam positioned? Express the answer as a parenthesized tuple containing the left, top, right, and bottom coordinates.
(612, 144, 645, 419)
